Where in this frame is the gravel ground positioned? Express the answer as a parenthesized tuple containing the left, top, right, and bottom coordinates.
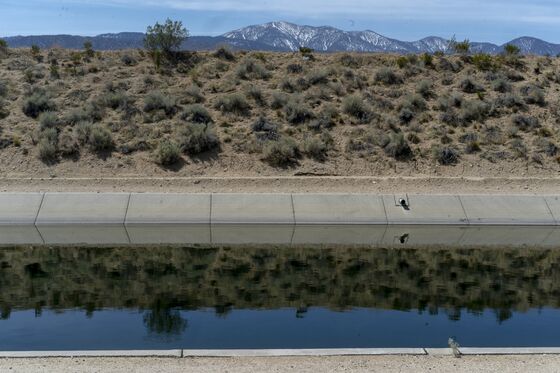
(1, 355, 560, 373)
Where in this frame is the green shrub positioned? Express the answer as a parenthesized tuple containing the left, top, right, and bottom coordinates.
(185, 85, 205, 103)
(459, 100, 489, 123)
(504, 44, 520, 56)
(262, 137, 298, 166)
(512, 114, 540, 131)
(246, 85, 266, 106)
(374, 67, 403, 85)
(303, 136, 328, 160)
(451, 39, 470, 55)
(121, 54, 137, 66)
(100, 91, 131, 110)
(287, 64, 303, 74)
(154, 139, 181, 165)
(472, 53, 495, 71)
(421, 53, 434, 67)
(177, 123, 219, 154)
(74, 121, 93, 144)
(22, 91, 56, 118)
(214, 93, 251, 116)
(58, 131, 80, 156)
(459, 77, 484, 93)
(493, 78, 512, 93)
(306, 69, 330, 85)
(416, 80, 435, 99)
(494, 93, 525, 110)
(271, 92, 288, 109)
(384, 133, 412, 160)
(38, 112, 59, 129)
(308, 105, 337, 130)
(342, 95, 371, 123)
(252, 116, 279, 142)
(520, 84, 545, 106)
(433, 146, 460, 165)
(0, 99, 9, 119)
(460, 133, 481, 153)
(144, 18, 188, 56)
(213, 46, 235, 61)
(143, 91, 177, 116)
(37, 128, 58, 162)
(396, 56, 409, 69)
(0, 39, 7, 55)
(181, 104, 212, 124)
(510, 138, 528, 159)
(284, 98, 313, 124)
(88, 125, 113, 151)
(236, 58, 271, 80)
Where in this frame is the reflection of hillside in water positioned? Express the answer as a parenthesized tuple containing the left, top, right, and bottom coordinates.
(1, 246, 560, 324)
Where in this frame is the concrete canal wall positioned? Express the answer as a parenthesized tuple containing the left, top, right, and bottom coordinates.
(0, 193, 558, 246)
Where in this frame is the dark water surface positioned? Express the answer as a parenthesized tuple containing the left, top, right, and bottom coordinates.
(1, 246, 560, 350)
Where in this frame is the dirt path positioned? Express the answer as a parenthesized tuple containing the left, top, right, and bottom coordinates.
(0, 176, 558, 194)
(1, 355, 559, 373)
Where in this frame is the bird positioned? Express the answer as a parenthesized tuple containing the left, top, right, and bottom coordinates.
(448, 337, 461, 358)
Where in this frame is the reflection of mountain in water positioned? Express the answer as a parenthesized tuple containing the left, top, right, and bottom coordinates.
(1, 246, 560, 325)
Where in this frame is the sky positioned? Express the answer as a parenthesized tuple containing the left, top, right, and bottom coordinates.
(1, 0, 560, 44)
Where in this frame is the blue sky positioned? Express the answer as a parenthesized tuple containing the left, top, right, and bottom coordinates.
(2, 0, 560, 43)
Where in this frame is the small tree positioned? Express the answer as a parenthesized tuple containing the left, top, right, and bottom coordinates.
(83, 40, 95, 59)
(144, 18, 188, 56)
(31, 44, 40, 56)
(449, 36, 470, 55)
(504, 44, 520, 56)
(0, 39, 7, 55)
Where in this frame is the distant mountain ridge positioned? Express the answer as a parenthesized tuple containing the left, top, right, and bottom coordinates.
(4, 21, 560, 55)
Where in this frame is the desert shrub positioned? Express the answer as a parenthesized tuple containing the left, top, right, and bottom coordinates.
(284, 98, 313, 124)
(416, 80, 435, 99)
(451, 39, 470, 55)
(214, 93, 251, 116)
(73, 121, 93, 144)
(459, 100, 490, 123)
(520, 84, 545, 106)
(262, 137, 298, 166)
(177, 123, 219, 154)
(505, 69, 524, 82)
(511, 114, 540, 131)
(184, 85, 205, 103)
(58, 131, 80, 156)
(396, 56, 409, 69)
(38, 137, 57, 162)
(494, 93, 525, 110)
(384, 133, 412, 160)
(421, 53, 434, 67)
(398, 94, 427, 124)
(100, 91, 131, 110)
(0, 80, 7, 97)
(143, 91, 177, 116)
(154, 139, 181, 165)
(493, 78, 512, 93)
(399, 108, 415, 124)
(504, 44, 520, 56)
(303, 136, 328, 160)
(270, 92, 288, 109)
(460, 133, 481, 153)
(246, 85, 266, 106)
(374, 67, 403, 85)
(252, 116, 279, 142)
(340, 54, 361, 68)
(121, 54, 137, 66)
(236, 58, 270, 80)
(38, 112, 59, 129)
(0, 100, 10, 119)
(307, 69, 330, 85)
(308, 105, 337, 130)
(472, 53, 495, 71)
(181, 104, 212, 124)
(510, 138, 528, 159)
(22, 91, 56, 118)
(433, 146, 460, 165)
(459, 77, 484, 93)
(342, 95, 371, 123)
(144, 18, 188, 56)
(287, 64, 303, 74)
(88, 125, 113, 151)
(437, 93, 463, 111)
(213, 46, 235, 61)
(483, 126, 506, 145)
(0, 39, 7, 55)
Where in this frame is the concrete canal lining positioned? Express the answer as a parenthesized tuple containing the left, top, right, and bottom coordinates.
(0, 193, 558, 246)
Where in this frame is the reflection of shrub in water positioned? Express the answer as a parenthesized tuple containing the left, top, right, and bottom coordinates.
(143, 303, 187, 337)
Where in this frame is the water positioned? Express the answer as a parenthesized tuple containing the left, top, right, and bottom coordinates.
(1, 246, 560, 350)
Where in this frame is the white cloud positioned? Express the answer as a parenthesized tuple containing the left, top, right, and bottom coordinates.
(63, 0, 560, 24)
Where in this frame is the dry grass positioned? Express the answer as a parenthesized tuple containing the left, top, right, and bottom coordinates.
(0, 48, 559, 177)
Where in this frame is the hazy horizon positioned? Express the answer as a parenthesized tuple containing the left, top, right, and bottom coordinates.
(2, 0, 560, 44)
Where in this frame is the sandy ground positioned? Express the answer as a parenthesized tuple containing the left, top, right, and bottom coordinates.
(1, 355, 560, 373)
(0, 176, 559, 194)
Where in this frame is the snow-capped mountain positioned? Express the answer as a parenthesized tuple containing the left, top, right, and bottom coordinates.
(4, 21, 560, 56)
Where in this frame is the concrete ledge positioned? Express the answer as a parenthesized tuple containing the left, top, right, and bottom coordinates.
(383, 195, 468, 225)
(424, 348, 454, 356)
(459, 347, 560, 355)
(0, 193, 43, 225)
(181, 348, 426, 357)
(36, 193, 130, 225)
(459, 195, 556, 226)
(0, 350, 182, 358)
(211, 194, 294, 224)
(545, 196, 560, 224)
(293, 194, 386, 224)
(126, 193, 210, 224)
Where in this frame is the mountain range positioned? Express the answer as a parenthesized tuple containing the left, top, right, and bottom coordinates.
(4, 21, 560, 56)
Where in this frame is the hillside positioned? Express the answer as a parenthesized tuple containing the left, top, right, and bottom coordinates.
(0, 46, 559, 180)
